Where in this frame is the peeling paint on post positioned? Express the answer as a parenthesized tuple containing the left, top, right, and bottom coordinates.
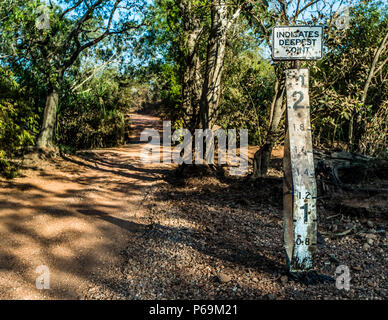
(284, 69, 317, 272)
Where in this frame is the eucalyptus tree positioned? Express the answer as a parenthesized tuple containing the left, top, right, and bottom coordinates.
(176, 0, 206, 131)
(143, 0, 247, 132)
(198, 0, 244, 130)
(143, 0, 213, 132)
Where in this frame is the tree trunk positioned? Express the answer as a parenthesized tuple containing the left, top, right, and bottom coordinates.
(348, 114, 354, 151)
(361, 31, 388, 105)
(178, 0, 203, 132)
(184, 49, 202, 132)
(36, 88, 59, 150)
(199, 0, 240, 129)
(349, 32, 388, 152)
(252, 77, 285, 178)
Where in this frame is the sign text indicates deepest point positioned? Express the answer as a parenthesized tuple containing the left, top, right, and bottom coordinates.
(272, 26, 323, 60)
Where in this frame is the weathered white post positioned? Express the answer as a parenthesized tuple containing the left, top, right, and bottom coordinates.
(272, 26, 323, 276)
(284, 68, 317, 272)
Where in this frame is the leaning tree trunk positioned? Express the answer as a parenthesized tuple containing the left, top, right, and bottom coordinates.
(36, 87, 59, 150)
(361, 31, 388, 106)
(252, 77, 286, 178)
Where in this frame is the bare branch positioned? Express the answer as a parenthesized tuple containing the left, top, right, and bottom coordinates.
(362, 31, 388, 104)
(293, 0, 319, 23)
(71, 53, 120, 92)
(60, 0, 83, 18)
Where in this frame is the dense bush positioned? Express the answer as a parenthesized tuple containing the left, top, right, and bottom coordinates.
(0, 63, 136, 177)
(218, 50, 275, 146)
(0, 67, 39, 177)
(310, 2, 388, 156)
(57, 68, 133, 150)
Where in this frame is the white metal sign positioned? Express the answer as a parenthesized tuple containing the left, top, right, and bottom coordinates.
(272, 26, 323, 60)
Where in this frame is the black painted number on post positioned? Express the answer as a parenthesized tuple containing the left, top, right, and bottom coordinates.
(293, 123, 305, 131)
(295, 237, 310, 245)
(292, 91, 304, 110)
(301, 203, 308, 223)
(299, 75, 305, 86)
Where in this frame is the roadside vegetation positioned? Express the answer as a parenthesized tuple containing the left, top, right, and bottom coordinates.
(0, 0, 387, 178)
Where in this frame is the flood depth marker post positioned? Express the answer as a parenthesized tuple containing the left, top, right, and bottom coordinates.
(272, 26, 323, 276)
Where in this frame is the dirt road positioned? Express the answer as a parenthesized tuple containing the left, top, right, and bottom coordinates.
(0, 113, 170, 299)
(1, 114, 386, 300)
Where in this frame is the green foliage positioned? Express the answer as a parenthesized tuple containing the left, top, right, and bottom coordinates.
(155, 63, 183, 127)
(0, 67, 39, 176)
(358, 101, 387, 158)
(0, 0, 144, 175)
(58, 68, 132, 150)
(219, 50, 275, 145)
(310, 1, 388, 155)
(0, 0, 387, 181)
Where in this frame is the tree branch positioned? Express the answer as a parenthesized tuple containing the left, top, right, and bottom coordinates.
(362, 31, 388, 104)
(293, 0, 319, 23)
(60, 0, 83, 18)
